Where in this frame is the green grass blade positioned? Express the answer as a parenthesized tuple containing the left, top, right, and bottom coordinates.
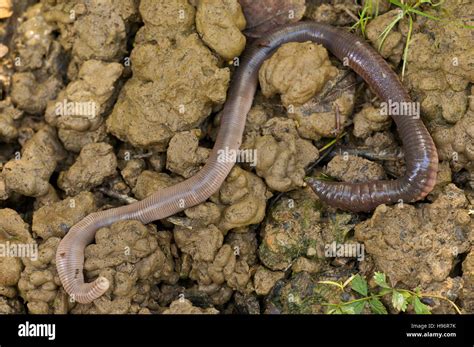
(378, 10, 404, 50)
(408, 7, 441, 21)
(401, 14, 414, 80)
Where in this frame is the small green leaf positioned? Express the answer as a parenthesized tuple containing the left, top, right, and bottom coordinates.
(379, 288, 392, 296)
(392, 290, 408, 312)
(413, 296, 432, 314)
(348, 300, 367, 314)
(351, 274, 368, 296)
(388, 0, 405, 8)
(374, 272, 390, 289)
(369, 297, 388, 314)
(339, 305, 356, 314)
(328, 306, 345, 314)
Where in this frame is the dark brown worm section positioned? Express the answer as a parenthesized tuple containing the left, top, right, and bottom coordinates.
(56, 22, 438, 303)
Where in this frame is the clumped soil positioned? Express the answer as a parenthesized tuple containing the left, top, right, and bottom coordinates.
(0, 0, 472, 314)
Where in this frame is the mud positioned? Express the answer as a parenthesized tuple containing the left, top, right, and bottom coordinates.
(355, 184, 472, 291)
(0, 0, 472, 315)
(3, 125, 65, 197)
(58, 142, 117, 196)
(259, 42, 338, 107)
(106, 33, 229, 149)
(196, 0, 246, 61)
(244, 117, 319, 191)
(72, 220, 177, 314)
(32, 191, 97, 239)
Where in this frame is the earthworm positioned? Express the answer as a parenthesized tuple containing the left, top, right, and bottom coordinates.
(56, 22, 438, 303)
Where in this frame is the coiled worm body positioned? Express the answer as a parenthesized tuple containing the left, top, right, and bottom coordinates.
(56, 22, 438, 303)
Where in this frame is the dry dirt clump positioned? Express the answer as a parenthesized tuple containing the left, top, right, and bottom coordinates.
(32, 191, 97, 240)
(107, 2, 230, 151)
(18, 237, 71, 314)
(137, 0, 195, 41)
(253, 266, 285, 296)
(58, 142, 117, 196)
(162, 298, 219, 314)
(10, 4, 65, 114)
(0, 209, 35, 300)
(0, 102, 22, 143)
(324, 154, 387, 183)
(259, 42, 338, 107)
(460, 251, 474, 313)
(256, 41, 355, 141)
(366, 9, 405, 65)
(177, 234, 254, 297)
(287, 69, 356, 141)
(243, 117, 319, 192)
(3, 126, 65, 197)
(0, 210, 29, 313)
(171, 167, 272, 301)
(107, 33, 229, 150)
(40, 0, 138, 152)
(166, 130, 210, 179)
(196, 0, 246, 61)
(120, 159, 146, 189)
(259, 187, 355, 271)
(355, 184, 472, 289)
(132, 171, 182, 200)
(263, 270, 348, 314)
(171, 166, 270, 233)
(404, 1, 474, 126)
(44, 60, 123, 152)
(42, 0, 139, 69)
(306, 0, 380, 26)
(432, 88, 474, 182)
(353, 105, 392, 139)
(0, 0, 12, 19)
(0, 174, 8, 201)
(212, 166, 270, 232)
(72, 220, 177, 314)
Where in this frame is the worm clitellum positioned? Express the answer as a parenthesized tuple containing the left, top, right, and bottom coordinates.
(56, 22, 438, 304)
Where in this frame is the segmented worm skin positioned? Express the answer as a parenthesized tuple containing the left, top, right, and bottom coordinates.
(56, 22, 438, 303)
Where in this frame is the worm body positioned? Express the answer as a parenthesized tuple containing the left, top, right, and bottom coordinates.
(56, 22, 438, 303)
